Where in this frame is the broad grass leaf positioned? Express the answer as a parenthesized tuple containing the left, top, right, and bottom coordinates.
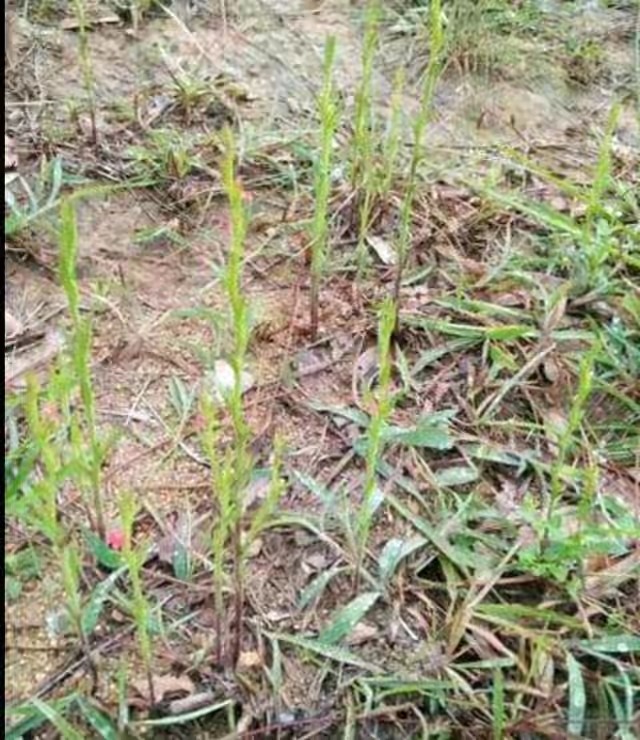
(378, 537, 426, 584)
(30, 699, 84, 740)
(82, 567, 126, 635)
(566, 653, 586, 737)
(76, 699, 118, 740)
(574, 635, 640, 654)
(84, 529, 124, 570)
(435, 466, 479, 488)
(308, 402, 370, 428)
(298, 567, 342, 610)
(382, 417, 453, 450)
(267, 631, 380, 672)
(319, 592, 380, 645)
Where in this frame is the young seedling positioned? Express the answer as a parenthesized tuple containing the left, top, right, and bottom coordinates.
(22, 376, 65, 548)
(61, 542, 99, 693)
(59, 199, 107, 540)
(72, 0, 98, 145)
(380, 67, 406, 200)
(354, 297, 396, 590)
(119, 490, 155, 707)
(352, 2, 381, 275)
(393, 0, 445, 329)
(199, 125, 255, 666)
(309, 35, 339, 340)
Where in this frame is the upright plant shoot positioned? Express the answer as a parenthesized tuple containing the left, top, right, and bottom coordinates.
(393, 0, 445, 322)
(310, 36, 339, 340)
(355, 297, 396, 589)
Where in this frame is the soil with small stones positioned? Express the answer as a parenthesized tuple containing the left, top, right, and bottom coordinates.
(5, 0, 639, 736)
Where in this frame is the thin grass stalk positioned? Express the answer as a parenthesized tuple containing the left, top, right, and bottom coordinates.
(61, 543, 99, 692)
(355, 297, 396, 590)
(71, 0, 97, 145)
(221, 126, 253, 665)
(310, 36, 338, 340)
(119, 491, 155, 706)
(545, 348, 596, 548)
(200, 393, 229, 665)
(392, 0, 445, 325)
(380, 67, 406, 199)
(353, 3, 381, 275)
(584, 103, 620, 282)
(23, 376, 64, 546)
(59, 199, 106, 539)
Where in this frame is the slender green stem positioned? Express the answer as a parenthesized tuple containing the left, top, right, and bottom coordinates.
(310, 36, 339, 340)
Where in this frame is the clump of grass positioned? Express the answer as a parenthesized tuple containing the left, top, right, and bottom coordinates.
(5, 157, 64, 239)
(354, 297, 396, 590)
(129, 129, 198, 185)
(309, 36, 339, 340)
(392, 0, 445, 324)
(71, 0, 98, 145)
(479, 104, 629, 294)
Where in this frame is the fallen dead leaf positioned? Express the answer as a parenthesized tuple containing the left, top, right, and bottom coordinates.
(5, 310, 23, 339)
(132, 673, 195, 705)
(206, 360, 254, 404)
(367, 235, 397, 266)
(5, 329, 64, 389)
(243, 475, 270, 512)
(236, 650, 262, 671)
(345, 622, 378, 646)
(5, 135, 18, 170)
(60, 14, 120, 31)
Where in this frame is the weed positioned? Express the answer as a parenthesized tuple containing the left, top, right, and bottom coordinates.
(61, 543, 99, 692)
(71, 0, 98, 145)
(355, 297, 396, 589)
(119, 490, 155, 706)
(129, 129, 198, 184)
(380, 66, 406, 200)
(59, 199, 107, 539)
(200, 126, 254, 667)
(352, 2, 381, 274)
(309, 36, 339, 340)
(21, 376, 65, 546)
(564, 37, 605, 86)
(393, 0, 445, 321)
(5, 157, 64, 239)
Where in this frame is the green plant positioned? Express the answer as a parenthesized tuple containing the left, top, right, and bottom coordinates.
(5, 157, 64, 238)
(200, 126, 254, 666)
(59, 199, 107, 539)
(20, 377, 66, 547)
(355, 297, 396, 589)
(71, 0, 98, 144)
(392, 0, 445, 322)
(119, 490, 155, 705)
(564, 38, 605, 85)
(61, 543, 99, 691)
(477, 104, 631, 293)
(129, 129, 197, 184)
(380, 67, 406, 199)
(309, 35, 339, 340)
(352, 2, 381, 274)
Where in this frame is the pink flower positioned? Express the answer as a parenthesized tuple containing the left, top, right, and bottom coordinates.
(106, 529, 125, 551)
